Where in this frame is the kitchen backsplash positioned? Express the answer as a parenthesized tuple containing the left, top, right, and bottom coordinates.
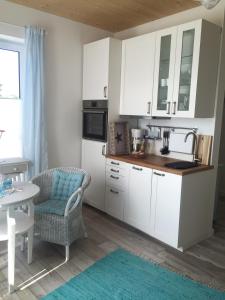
(125, 117, 215, 161)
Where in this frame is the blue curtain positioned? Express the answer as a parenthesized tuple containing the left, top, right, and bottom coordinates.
(22, 26, 48, 178)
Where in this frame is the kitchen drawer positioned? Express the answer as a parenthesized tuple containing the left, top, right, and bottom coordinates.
(128, 164, 153, 174)
(0, 163, 27, 175)
(106, 164, 128, 177)
(106, 158, 128, 170)
(106, 172, 128, 190)
(105, 185, 126, 220)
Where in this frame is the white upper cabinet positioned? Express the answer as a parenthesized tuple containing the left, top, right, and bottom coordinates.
(152, 27, 177, 117)
(120, 33, 156, 116)
(172, 20, 220, 118)
(119, 19, 220, 118)
(83, 38, 109, 100)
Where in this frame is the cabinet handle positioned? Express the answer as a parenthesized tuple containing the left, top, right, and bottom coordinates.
(111, 161, 119, 166)
(110, 189, 119, 194)
(110, 168, 119, 173)
(102, 145, 106, 156)
(166, 102, 171, 115)
(132, 166, 143, 171)
(172, 102, 176, 115)
(154, 171, 165, 177)
(147, 101, 151, 114)
(104, 86, 107, 98)
(110, 175, 119, 180)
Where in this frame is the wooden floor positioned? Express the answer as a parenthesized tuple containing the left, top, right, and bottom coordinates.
(1, 204, 225, 299)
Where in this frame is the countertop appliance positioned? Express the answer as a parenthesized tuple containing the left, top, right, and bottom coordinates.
(131, 129, 146, 157)
(83, 100, 108, 142)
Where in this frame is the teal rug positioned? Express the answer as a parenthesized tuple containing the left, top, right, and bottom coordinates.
(43, 248, 225, 299)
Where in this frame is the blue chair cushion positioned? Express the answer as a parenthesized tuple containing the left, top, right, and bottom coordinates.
(51, 170, 84, 202)
(35, 199, 67, 216)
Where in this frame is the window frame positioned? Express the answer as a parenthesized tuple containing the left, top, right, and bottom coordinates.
(0, 38, 25, 159)
(0, 39, 25, 101)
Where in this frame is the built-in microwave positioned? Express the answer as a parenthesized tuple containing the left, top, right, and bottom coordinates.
(82, 100, 108, 142)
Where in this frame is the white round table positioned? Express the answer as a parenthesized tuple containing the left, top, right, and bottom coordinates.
(0, 182, 40, 293)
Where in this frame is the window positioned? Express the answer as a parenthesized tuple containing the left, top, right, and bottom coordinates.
(0, 39, 24, 159)
(0, 48, 20, 99)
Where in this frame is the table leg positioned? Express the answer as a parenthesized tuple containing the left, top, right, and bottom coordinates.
(20, 173, 25, 182)
(7, 207, 16, 294)
(27, 227, 33, 264)
(20, 235, 25, 252)
(27, 201, 34, 264)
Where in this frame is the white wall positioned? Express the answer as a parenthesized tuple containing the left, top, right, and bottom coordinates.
(0, 0, 110, 168)
(218, 102, 225, 196)
(114, 1, 225, 164)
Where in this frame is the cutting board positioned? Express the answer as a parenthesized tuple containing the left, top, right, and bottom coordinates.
(196, 135, 213, 165)
(169, 132, 194, 154)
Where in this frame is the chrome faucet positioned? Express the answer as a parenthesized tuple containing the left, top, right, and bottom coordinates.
(184, 131, 198, 162)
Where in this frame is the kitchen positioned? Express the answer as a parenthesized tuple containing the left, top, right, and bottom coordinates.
(1, 0, 225, 298)
(81, 19, 223, 251)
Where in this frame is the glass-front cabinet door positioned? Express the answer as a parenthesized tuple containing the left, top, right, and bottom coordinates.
(152, 27, 177, 117)
(172, 20, 202, 118)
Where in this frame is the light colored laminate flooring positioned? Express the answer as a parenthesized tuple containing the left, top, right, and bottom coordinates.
(1, 204, 225, 299)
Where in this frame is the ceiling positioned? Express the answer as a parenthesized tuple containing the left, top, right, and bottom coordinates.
(8, 0, 200, 32)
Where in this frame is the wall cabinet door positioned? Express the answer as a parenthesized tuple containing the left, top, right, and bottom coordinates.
(172, 21, 202, 118)
(152, 27, 177, 117)
(150, 170, 182, 247)
(81, 139, 106, 211)
(124, 165, 152, 233)
(83, 38, 109, 100)
(120, 33, 156, 116)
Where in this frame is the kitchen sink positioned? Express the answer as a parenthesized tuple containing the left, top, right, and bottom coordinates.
(164, 161, 199, 170)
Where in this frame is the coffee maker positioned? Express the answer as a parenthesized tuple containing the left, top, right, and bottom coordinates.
(131, 129, 146, 157)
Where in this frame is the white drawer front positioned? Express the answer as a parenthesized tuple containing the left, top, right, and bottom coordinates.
(106, 164, 128, 177)
(129, 164, 151, 174)
(0, 163, 27, 175)
(105, 186, 126, 221)
(106, 172, 128, 190)
(106, 159, 128, 170)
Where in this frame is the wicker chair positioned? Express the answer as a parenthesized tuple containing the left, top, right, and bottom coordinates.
(31, 167, 91, 261)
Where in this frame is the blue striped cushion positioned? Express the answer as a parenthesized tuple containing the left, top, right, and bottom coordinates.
(35, 199, 67, 216)
(51, 170, 84, 202)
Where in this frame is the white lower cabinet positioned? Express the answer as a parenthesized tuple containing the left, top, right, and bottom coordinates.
(105, 186, 126, 221)
(105, 159, 129, 220)
(81, 139, 106, 211)
(101, 158, 214, 250)
(150, 170, 182, 248)
(124, 165, 152, 234)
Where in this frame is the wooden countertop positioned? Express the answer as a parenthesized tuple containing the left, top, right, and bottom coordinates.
(106, 154, 213, 176)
